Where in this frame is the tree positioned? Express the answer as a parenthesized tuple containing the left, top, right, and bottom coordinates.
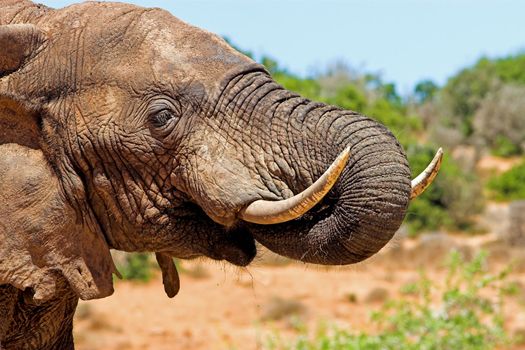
(414, 79, 438, 104)
(473, 84, 525, 156)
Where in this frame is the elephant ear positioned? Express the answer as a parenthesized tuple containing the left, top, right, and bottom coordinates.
(0, 144, 117, 302)
(0, 25, 117, 302)
(0, 24, 46, 149)
(0, 23, 46, 76)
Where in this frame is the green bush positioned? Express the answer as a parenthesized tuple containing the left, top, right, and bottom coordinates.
(265, 251, 515, 350)
(440, 54, 525, 138)
(487, 160, 525, 201)
(117, 253, 156, 282)
(324, 84, 367, 112)
(274, 72, 322, 101)
(492, 136, 521, 157)
(473, 85, 525, 157)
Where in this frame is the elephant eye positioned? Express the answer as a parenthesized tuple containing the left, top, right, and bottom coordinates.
(151, 109, 178, 128)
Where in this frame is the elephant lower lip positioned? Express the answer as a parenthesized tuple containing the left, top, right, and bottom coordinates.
(212, 225, 257, 267)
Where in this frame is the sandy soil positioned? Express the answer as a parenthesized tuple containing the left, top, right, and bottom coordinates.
(73, 253, 525, 350)
(477, 155, 522, 173)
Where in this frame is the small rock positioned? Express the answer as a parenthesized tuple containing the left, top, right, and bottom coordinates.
(260, 296, 306, 321)
(365, 287, 389, 303)
(343, 292, 358, 303)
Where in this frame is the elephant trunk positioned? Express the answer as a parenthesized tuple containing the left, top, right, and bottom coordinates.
(223, 68, 412, 265)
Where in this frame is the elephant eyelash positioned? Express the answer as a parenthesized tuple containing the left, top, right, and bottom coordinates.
(151, 109, 178, 128)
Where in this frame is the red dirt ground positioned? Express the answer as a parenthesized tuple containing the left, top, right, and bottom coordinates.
(73, 253, 525, 350)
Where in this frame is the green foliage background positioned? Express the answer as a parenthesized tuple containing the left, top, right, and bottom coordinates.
(488, 161, 525, 201)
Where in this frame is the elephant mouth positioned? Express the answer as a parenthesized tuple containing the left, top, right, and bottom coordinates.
(210, 224, 257, 267)
(176, 202, 257, 267)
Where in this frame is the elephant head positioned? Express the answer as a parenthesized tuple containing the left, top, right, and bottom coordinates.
(0, 0, 441, 301)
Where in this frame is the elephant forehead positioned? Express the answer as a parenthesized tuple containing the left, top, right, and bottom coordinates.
(39, 2, 253, 93)
(136, 9, 249, 87)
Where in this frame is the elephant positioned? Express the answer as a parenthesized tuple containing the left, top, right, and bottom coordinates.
(0, 0, 442, 348)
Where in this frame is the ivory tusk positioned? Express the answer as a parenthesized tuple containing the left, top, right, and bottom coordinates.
(410, 148, 443, 199)
(240, 147, 350, 225)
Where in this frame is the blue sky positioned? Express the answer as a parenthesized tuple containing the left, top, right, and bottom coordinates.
(40, 0, 525, 94)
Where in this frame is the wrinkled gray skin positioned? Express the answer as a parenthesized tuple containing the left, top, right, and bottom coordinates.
(0, 1, 411, 348)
